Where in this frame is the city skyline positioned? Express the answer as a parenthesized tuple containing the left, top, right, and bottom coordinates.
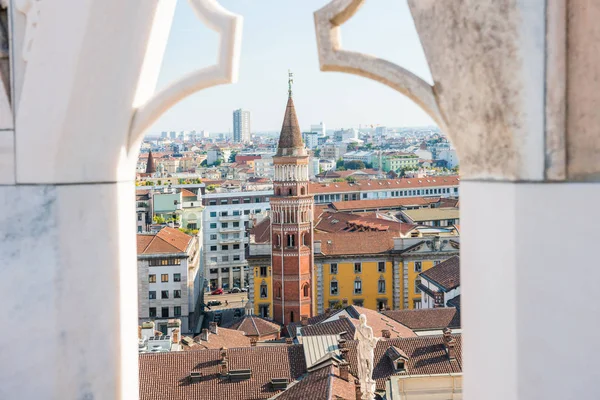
(149, 0, 436, 134)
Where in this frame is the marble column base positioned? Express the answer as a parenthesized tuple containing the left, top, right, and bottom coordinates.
(462, 181, 600, 400)
(0, 183, 139, 399)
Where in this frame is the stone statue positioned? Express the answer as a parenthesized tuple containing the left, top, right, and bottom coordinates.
(354, 314, 379, 400)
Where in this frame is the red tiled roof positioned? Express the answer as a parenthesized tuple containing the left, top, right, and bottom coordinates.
(139, 345, 307, 400)
(250, 217, 271, 244)
(331, 197, 439, 212)
(137, 227, 193, 255)
(182, 328, 251, 351)
(315, 231, 399, 256)
(273, 365, 355, 400)
(346, 334, 463, 390)
(420, 256, 460, 290)
(382, 308, 461, 331)
(301, 318, 357, 341)
(309, 176, 459, 194)
(179, 188, 197, 198)
(223, 315, 281, 337)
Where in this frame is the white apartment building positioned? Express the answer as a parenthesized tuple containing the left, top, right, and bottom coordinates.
(343, 150, 376, 165)
(310, 122, 326, 136)
(321, 142, 346, 161)
(254, 153, 275, 178)
(302, 131, 319, 149)
(137, 227, 202, 334)
(233, 108, 251, 143)
(438, 149, 459, 168)
(202, 190, 272, 291)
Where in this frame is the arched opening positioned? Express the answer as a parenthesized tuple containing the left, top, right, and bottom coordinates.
(260, 280, 268, 299)
(302, 283, 309, 297)
(290, 311, 295, 323)
(287, 234, 295, 248)
(288, 188, 293, 196)
(300, 187, 306, 195)
(274, 283, 282, 299)
(275, 234, 281, 248)
(276, 187, 281, 196)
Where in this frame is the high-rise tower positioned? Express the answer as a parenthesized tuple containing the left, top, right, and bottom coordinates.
(233, 109, 251, 142)
(270, 72, 314, 325)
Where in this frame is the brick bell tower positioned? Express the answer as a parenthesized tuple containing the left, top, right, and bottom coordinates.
(271, 71, 314, 325)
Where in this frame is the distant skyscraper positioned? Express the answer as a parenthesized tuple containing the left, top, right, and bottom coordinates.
(310, 122, 326, 137)
(160, 131, 168, 139)
(233, 109, 251, 143)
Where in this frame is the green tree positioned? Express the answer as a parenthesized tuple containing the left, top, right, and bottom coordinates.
(314, 148, 321, 158)
(200, 160, 208, 167)
(153, 215, 166, 224)
(345, 176, 357, 183)
(336, 159, 345, 169)
(347, 142, 358, 151)
(344, 160, 365, 170)
(228, 151, 237, 163)
(214, 160, 222, 166)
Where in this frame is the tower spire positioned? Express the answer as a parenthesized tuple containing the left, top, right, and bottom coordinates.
(288, 70, 294, 98)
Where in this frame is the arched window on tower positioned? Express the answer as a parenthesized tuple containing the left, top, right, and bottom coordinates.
(290, 311, 295, 323)
(302, 232, 307, 246)
(275, 234, 281, 248)
(301, 187, 306, 195)
(302, 283, 309, 297)
(288, 188, 293, 196)
(287, 234, 295, 248)
(276, 188, 281, 196)
(274, 282, 282, 299)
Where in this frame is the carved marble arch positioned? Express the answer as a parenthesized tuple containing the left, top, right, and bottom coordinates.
(10, 0, 242, 184)
(313, 0, 570, 181)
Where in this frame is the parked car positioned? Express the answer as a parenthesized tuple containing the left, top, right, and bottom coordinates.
(207, 300, 222, 307)
(240, 287, 248, 293)
(228, 287, 241, 294)
(211, 288, 224, 295)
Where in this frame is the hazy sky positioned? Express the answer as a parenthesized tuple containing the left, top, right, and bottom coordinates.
(150, 0, 436, 134)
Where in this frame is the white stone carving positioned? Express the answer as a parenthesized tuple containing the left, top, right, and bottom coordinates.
(14, 0, 242, 184)
(15, 0, 40, 62)
(354, 314, 378, 400)
(129, 0, 243, 143)
(314, 0, 588, 182)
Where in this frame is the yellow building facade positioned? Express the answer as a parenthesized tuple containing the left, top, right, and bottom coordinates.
(248, 232, 460, 316)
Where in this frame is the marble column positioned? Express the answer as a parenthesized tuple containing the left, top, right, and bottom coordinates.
(314, 1, 600, 398)
(0, 0, 242, 398)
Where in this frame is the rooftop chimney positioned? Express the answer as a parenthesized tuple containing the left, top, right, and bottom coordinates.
(301, 315, 308, 326)
(339, 362, 350, 381)
(355, 379, 362, 400)
(340, 347, 350, 360)
(339, 314, 348, 319)
(200, 328, 209, 342)
(209, 321, 218, 335)
(250, 337, 258, 347)
(138, 326, 142, 340)
(172, 328, 180, 344)
(381, 329, 391, 339)
(338, 339, 347, 349)
(220, 359, 229, 376)
(443, 328, 456, 360)
(342, 298, 348, 307)
(285, 337, 293, 345)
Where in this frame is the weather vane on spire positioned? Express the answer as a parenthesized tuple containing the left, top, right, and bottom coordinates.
(288, 69, 294, 97)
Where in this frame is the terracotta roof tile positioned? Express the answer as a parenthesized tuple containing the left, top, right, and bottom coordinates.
(309, 176, 460, 194)
(382, 308, 461, 331)
(315, 231, 398, 256)
(139, 345, 307, 400)
(223, 315, 281, 337)
(331, 197, 439, 212)
(273, 365, 355, 400)
(137, 228, 193, 255)
(420, 256, 460, 290)
(301, 318, 357, 341)
(183, 328, 251, 351)
(346, 334, 462, 390)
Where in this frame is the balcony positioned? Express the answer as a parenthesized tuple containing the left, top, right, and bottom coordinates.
(218, 214, 242, 222)
(219, 237, 243, 245)
(219, 225, 243, 233)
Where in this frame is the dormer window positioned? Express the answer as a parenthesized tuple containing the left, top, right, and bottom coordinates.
(395, 360, 405, 371)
